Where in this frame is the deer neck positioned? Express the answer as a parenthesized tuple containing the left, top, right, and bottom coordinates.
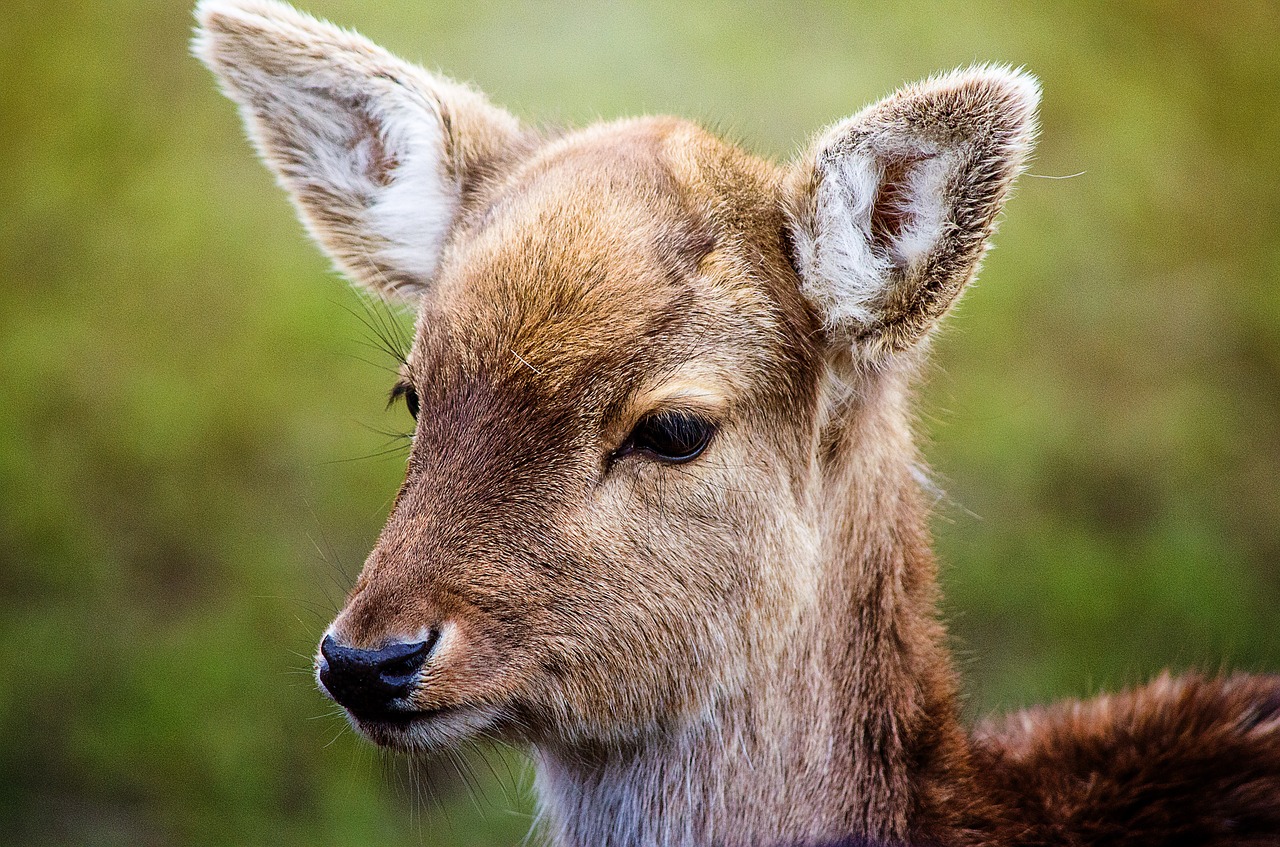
(533, 370, 973, 847)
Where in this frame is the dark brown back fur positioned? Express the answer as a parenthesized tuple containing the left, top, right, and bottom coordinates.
(970, 673, 1280, 846)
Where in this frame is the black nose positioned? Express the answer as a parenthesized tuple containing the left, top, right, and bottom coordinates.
(318, 633, 437, 719)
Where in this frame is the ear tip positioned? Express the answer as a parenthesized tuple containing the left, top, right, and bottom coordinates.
(191, 0, 372, 81)
(194, 0, 294, 26)
(193, 0, 258, 31)
(191, 3, 253, 76)
(190, 4, 227, 70)
(976, 64, 1042, 121)
(192, 0, 326, 48)
(191, 0, 275, 60)
(934, 64, 1042, 133)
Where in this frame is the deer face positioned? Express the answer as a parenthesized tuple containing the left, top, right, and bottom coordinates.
(196, 0, 1037, 752)
(325, 123, 828, 750)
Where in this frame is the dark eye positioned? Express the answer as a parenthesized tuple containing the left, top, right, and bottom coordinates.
(616, 411, 716, 464)
(389, 380, 419, 420)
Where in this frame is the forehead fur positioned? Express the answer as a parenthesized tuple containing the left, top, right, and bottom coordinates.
(411, 117, 815, 404)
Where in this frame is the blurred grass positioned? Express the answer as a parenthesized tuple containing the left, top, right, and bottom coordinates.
(2, 0, 1278, 844)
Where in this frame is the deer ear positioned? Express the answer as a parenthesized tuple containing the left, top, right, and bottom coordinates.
(193, 0, 527, 298)
(787, 67, 1039, 359)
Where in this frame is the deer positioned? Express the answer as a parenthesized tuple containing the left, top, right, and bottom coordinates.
(193, 2, 1280, 845)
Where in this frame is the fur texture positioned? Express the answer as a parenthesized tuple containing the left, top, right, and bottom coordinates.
(972, 672, 1280, 846)
(194, 3, 1280, 846)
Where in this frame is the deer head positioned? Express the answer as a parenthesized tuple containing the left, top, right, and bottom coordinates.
(194, 1, 1037, 829)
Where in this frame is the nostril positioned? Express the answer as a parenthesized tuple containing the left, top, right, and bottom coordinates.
(378, 639, 434, 683)
(318, 632, 439, 718)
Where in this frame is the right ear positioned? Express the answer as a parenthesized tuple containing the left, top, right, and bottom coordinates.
(786, 67, 1039, 361)
(193, 0, 527, 298)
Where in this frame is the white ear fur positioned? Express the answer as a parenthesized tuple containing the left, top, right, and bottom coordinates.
(790, 66, 1040, 357)
(193, 0, 523, 298)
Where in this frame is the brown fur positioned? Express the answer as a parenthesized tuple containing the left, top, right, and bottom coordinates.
(971, 672, 1280, 846)
(195, 3, 1280, 845)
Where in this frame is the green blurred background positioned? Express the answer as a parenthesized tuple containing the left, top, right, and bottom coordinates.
(3, 0, 1278, 844)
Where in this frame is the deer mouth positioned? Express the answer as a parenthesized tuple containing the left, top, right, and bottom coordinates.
(345, 702, 452, 727)
(344, 702, 501, 752)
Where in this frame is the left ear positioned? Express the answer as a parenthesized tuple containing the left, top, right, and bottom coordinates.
(193, 0, 528, 300)
(786, 66, 1040, 360)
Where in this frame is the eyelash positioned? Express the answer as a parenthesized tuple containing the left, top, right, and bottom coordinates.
(613, 410, 717, 465)
(388, 380, 419, 419)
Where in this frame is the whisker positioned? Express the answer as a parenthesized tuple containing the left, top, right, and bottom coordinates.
(1025, 169, 1086, 179)
(316, 440, 413, 465)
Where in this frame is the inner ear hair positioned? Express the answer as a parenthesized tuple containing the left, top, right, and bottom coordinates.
(868, 151, 936, 258)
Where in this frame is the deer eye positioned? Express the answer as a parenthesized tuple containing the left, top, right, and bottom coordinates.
(616, 411, 716, 464)
(389, 380, 419, 420)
